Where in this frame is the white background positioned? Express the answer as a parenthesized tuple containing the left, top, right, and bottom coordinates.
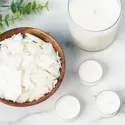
(1, 0, 125, 125)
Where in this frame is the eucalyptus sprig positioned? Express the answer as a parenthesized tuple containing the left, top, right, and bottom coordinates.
(0, 0, 49, 28)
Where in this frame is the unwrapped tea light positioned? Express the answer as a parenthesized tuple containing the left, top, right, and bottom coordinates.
(56, 95, 80, 121)
(78, 59, 103, 86)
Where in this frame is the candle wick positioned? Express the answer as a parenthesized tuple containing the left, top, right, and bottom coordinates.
(93, 10, 97, 15)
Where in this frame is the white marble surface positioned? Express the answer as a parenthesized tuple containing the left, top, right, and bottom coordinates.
(1, 0, 125, 125)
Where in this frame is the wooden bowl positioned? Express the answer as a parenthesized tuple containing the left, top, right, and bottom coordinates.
(0, 27, 65, 107)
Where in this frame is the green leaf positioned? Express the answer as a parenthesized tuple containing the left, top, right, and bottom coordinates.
(11, 1, 17, 13)
(18, 0, 23, 6)
(4, 14, 9, 27)
(45, 1, 49, 10)
(0, 31, 2, 34)
(0, 22, 3, 27)
(5, 20, 9, 27)
(11, 16, 15, 24)
(17, 11, 21, 18)
(25, 2, 31, 14)
(38, 4, 43, 10)
(0, 15, 2, 21)
(32, 0, 36, 10)
(5, 14, 10, 20)
(17, 11, 22, 20)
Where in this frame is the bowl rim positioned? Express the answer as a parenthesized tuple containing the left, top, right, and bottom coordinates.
(0, 27, 66, 107)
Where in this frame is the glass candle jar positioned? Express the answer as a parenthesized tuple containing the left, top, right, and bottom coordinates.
(95, 90, 121, 117)
(68, 0, 122, 51)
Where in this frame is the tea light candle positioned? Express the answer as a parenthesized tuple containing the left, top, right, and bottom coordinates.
(95, 91, 121, 116)
(56, 95, 80, 121)
(78, 59, 103, 86)
(68, 0, 122, 51)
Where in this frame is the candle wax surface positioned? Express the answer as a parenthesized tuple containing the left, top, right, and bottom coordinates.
(69, 0, 121, 31)
(56, 95, 80, 120)
(95, 91, 120, 115)
(79, 60, 103, 83)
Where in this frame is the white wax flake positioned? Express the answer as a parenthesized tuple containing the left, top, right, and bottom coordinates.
(22, 70, 33, 91)
(23, 38, 42, 53)
(35, 54, 55, 69)
(35, 53, 61, 77)
(4, 70, 22, 102)
(43, 43, 56, 55)
(0, 33, 61, 102)
(21, 53, 34, 69)
(25, 33, 45, 45)
(30, 67, 56, 86)
(7, 41, 23, 55)
(0, 36, 23, 55)
(0, 38, 12, 45)
(12, 33, 23, 41)
(16, 90, 30, 103)
(8, 55, 22, 68)
(0, 66, 22, 101)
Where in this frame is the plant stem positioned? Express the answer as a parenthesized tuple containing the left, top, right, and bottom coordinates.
(1, 5, 10, 7)
(2, 5, 46, 9)
(2, 5, 23, 8)
(35, 6, 46, 9)
(2, 17, 18, 22)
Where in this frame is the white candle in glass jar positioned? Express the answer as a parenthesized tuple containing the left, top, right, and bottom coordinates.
(78, 59, 103, 86)
(55, 95, 80, 121)
(68, 0, 122, 51)
(95, 91, 121, 117)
